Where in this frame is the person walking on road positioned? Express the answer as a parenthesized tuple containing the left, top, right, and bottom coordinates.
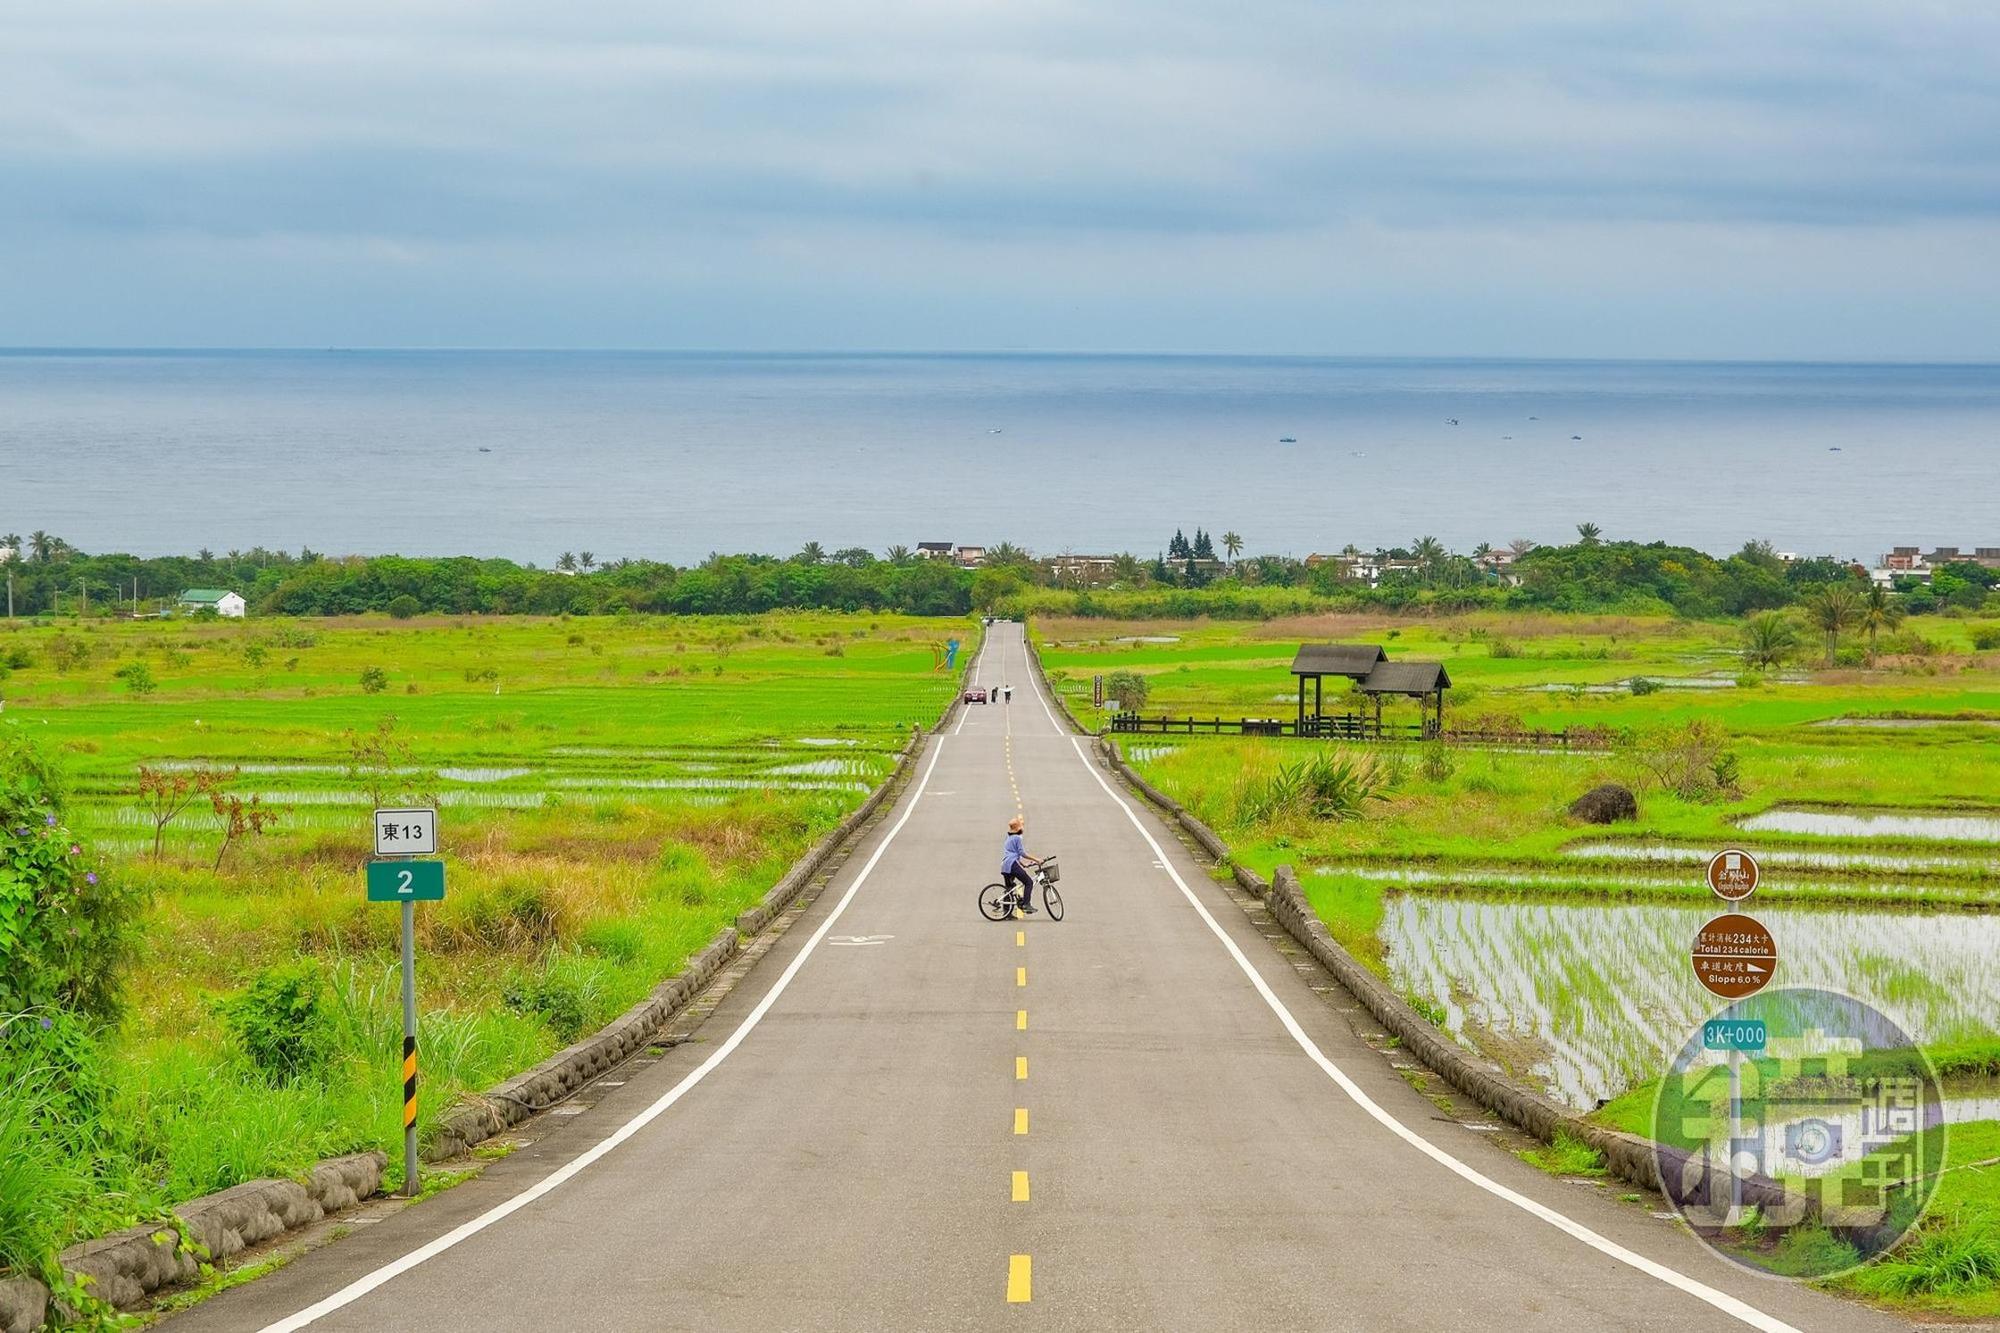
(1003, 683, 1013, 704)
(1000, 815, 1039, 914)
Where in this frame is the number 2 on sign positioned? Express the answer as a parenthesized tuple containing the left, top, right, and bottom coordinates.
(397, 869, 414, 896)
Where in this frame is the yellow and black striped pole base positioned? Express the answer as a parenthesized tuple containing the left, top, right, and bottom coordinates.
(403, 1035, 418, 1129)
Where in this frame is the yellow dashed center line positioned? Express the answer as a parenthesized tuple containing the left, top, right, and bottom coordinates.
(1014, 1107, 1029, 1134)
(1007, 1254, 1032, 1303)
(1015, 930, 1025, 947)
(1016, 966, 1027, 987)
(1015, 1056, 1029, 1080)
(1011, 1171, 1030, 1203)
(1016, 1009, 1028, 1031)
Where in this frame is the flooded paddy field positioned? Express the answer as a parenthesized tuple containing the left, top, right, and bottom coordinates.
(1377, 891, 2000, 1111)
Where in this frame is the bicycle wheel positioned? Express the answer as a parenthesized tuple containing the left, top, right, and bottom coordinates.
(978, 882, 1014, 921)
(1041, 884, 1064, 921)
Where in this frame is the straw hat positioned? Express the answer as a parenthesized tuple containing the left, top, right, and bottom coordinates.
(1008, 815, 1024, 831)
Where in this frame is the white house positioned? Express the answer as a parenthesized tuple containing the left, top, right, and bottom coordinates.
(178, 588, 247, 618)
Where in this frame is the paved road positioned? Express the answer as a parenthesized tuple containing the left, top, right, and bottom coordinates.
(174, 625, 1905, 1332)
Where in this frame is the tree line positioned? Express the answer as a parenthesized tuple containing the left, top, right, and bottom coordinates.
(2, 526, 1992, 622)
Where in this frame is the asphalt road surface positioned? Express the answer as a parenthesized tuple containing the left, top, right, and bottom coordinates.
(171, 624, 1907, 1332)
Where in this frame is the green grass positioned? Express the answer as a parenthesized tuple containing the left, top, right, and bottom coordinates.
(1516, 1130, 1608, 1177)
(0, 611, 967, 1277)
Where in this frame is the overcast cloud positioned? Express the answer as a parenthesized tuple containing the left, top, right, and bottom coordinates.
(3, 1, 1998, 356)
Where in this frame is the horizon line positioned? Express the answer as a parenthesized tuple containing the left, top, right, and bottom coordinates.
(4, 345, 2000, 369)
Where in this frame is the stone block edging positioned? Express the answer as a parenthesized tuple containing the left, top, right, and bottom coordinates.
(10, 718, 943, 1327)
(0, 1152, 387, 1331)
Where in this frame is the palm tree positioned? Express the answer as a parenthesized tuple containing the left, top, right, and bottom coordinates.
(1508, 538, 1538, 560)
(578, 551, 597, 570)
(1222, 531, 1243, 564)
(0, 532, 19, 561)
(197, 547, 215, 564)
(886, 544, 912, 565)
(1859, 585, 1905, 666)
(798, 541, 826, 565)
(1740, 611, 1801, 670)
(1575, 523, 1603, 547)
(988, 541, 1027, 566)
(1803, 584, 1863, 666)
(556, 551, 578, 572)
(1411, 535, 1446, 584)
(1112, 553, 1145, 585)
(28, 530, 52, 562)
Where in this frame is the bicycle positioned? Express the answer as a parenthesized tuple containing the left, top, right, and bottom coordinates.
(979, 855, 1064, 922)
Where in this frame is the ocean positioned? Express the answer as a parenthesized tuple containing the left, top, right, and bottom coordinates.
(2, 350, 1995, 564)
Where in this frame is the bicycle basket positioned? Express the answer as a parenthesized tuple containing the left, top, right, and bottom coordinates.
(1039, 857, 1061, 884)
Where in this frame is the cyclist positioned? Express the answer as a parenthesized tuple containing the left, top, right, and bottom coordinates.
(1000, 814, 1040, 914)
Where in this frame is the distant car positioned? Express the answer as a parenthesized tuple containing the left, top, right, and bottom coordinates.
(964, 687, 989, 704)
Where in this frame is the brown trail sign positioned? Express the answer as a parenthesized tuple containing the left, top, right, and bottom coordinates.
(1691, 913, 1777, 999)
(1706, 848, 1759, 902)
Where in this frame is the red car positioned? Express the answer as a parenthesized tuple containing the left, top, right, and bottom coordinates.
(963, 687, 989, 704)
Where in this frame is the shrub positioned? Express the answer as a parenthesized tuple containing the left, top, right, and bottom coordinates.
(44, 634, 89, 673)
(1488, 637, 1520, 658)
(1972, 625, 2000, 651)
(243, 643, 268, 667)
(359, 665, 389, 694)
(1620, 719, 1743, 803)
(1103, 669, 1148, 711)
(0, 734, 137, 1019)
(1418, 743, 1456, 783)
(114, 661, 157, 695)
(216, 960, 333, 1083)
(2, 647, 33, 671)
(503, 969, 590, 1043)
(1627, 676, 1661, 696)
(1238, 751, 1390, 824)
(386, 594, 422, 620)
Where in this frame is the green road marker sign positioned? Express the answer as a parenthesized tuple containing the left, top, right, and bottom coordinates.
(365, 859, 446, 902)
(1701, 1018, 1767, 1052)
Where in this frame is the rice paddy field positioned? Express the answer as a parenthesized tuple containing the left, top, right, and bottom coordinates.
(0, 612, 964, 1276)
(1039, 610, 2000, 1314)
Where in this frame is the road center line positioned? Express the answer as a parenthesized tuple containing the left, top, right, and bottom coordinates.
(254, 738, 955, 1333)
(1016, 966, 1027, 987)
(1063, 735, 1800, 1333)
(1017, 1009, 1028, 1030)
(1014, 1107, 1029, 1135)
(1015, 1056, 1029, 1080)
(1012, 1171, 1030, 1203)
(1007, 1254, 1032, 1303)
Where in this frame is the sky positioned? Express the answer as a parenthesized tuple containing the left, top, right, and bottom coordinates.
(3, 2, 1999, 358)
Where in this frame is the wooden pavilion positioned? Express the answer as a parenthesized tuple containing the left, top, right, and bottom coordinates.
(1290, 643, 1452, 738)
(1289, 644, 1385, 735)
(1356, 659, 1453, 739)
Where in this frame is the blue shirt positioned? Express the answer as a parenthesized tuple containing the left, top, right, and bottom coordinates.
(1001, 832, 1025, 873)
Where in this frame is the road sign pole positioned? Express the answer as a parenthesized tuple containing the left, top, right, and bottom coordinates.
(1726, 899, 1742, 1224)
(402, 890, 418, 1198)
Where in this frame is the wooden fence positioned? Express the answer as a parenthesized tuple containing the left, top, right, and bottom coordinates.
(1108, 712, 1606, 750)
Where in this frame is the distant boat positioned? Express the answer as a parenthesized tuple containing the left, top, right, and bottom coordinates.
(477, 446, 492, 453)
(1828, 446, 1842, 452)
(1278, 436, 1297, 443)
(1571, 435, 1582, 440)
(988, 428, 1003, 434)
(1445, 418, 1459, 426)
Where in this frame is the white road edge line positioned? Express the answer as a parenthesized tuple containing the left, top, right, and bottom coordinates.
(1063, 734, 1800, 1333)
(257, 737, 953, 1333)
(954, 631, 991, 735)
